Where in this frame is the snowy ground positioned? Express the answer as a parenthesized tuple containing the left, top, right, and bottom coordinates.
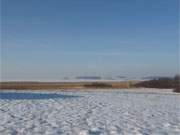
(0, 89, 179, 135)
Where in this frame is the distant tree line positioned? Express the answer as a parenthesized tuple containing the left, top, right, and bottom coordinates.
(136, 75, 180, 93)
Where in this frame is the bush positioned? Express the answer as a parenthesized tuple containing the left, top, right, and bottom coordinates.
(136, 75, 180, 93)
(173, 75, 180, 93)
(84, 82, 112, 88)
(174, 87, 180, 93)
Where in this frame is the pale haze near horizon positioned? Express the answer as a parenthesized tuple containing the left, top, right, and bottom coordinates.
(1, 0, 179, 81)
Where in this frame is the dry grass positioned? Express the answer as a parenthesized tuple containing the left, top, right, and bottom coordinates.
(0, 81, 139, 90)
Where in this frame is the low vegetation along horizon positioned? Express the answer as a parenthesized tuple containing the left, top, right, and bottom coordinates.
(0, 75, 179, 93)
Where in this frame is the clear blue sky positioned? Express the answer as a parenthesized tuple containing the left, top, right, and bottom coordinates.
(1, 0, 179, 81)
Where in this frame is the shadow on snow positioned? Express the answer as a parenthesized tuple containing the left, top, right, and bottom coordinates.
(0, 92, 80, 100)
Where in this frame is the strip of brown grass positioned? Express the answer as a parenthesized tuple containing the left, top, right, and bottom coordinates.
(0, 81, 139, 90)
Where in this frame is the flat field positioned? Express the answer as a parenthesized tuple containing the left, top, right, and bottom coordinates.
(0, 89, 179, 135)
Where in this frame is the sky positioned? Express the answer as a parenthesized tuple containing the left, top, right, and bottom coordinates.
(1, 0, 179, 81)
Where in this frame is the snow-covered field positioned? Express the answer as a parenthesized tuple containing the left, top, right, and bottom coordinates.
(0, 89, 179, 135)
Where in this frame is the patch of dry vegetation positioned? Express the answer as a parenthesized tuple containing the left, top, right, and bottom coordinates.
(173, 75, 180, 93)
(0, 81, 139, 90)
(136, 75, 180, 93)
(84, 82, 113, 88)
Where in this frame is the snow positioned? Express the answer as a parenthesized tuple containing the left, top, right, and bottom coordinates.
(0, 89, 180, 135)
